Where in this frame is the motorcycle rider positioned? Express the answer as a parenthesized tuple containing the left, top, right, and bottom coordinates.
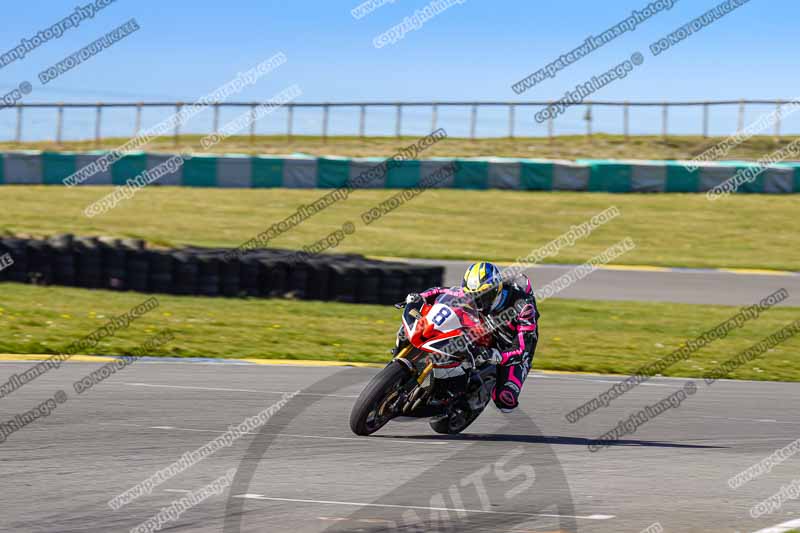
(398, 261, 539, 412)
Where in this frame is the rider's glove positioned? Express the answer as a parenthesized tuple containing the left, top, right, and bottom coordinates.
(405, 293, 422, 305)
(476, 347, 502, 366)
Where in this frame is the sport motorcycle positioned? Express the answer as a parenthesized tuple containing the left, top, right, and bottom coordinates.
(349, 293, 498, 436)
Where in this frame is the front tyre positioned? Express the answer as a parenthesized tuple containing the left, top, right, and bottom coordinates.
(349, 361, 412, 436)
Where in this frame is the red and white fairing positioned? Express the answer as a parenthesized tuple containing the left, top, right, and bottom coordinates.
(401, 295, 491, 377)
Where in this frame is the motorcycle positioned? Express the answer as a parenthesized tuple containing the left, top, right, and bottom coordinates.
(349, 293, 498, 436)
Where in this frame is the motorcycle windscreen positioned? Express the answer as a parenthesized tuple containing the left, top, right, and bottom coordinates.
(401, 300, 425, 340)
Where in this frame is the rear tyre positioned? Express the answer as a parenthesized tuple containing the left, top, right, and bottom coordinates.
(350, 361, 411, 436)
(429, 373, 494, 435)
(429, 408, 483, 435)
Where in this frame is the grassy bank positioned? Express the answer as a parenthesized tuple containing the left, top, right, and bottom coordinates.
(2, 283, 799, 382)
(1, 133, 797, 161)
(1, 186, 799, 270)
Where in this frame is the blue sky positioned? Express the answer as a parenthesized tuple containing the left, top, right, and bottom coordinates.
(0, 0, 796, 139)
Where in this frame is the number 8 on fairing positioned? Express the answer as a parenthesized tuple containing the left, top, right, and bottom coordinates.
(432, 307, 452, 326)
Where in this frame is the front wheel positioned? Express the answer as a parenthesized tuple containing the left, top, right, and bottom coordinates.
(349, 361, 412, 436)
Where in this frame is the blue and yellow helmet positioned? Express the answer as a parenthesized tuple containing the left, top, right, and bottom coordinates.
(461, 262, 503, 313)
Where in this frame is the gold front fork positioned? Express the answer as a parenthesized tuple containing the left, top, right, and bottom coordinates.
(417, 362, 434, 384)
(394, 345, 433, 385)
(394, 345, 413, 359)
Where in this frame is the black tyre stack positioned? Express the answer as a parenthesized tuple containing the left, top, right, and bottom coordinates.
(149, 251, 174, 294)
(50, 235, 76, 287)
(99, 238, 128, 290)
(0, 234, 444, 304)
(74, 237, 104, 289)
(172, 252, 198, 295)
(24, 239, 53, 285)
(1, 238, 29, 284)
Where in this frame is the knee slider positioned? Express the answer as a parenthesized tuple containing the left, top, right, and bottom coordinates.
(494, 389, 518, 410)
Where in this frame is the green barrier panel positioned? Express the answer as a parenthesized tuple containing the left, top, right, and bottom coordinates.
(42, 152, 76, 185)
(520, 161, 553, 190)
(387, 160, 421, 188)
(5, 151, 800, 193)
(317, 157, 350, 188)
(182, 156, 217, 187)
(586, 162, 632, 192)
(454, 160, 489, 189)
(665, 162, 700, 192)
(251, 156, 284, 188)
(111, 153, 147, 185)
(735, 164, 764, 194)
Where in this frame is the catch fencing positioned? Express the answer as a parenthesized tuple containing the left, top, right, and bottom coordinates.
(1, 99, 797, 143)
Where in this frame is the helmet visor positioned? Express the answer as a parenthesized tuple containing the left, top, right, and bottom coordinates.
(467, 285, 500, 313)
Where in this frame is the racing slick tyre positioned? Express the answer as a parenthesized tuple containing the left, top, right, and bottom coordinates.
(429, 408, 483, 435)
(350, 361, 411, 436)
(429, 372, 495, 435)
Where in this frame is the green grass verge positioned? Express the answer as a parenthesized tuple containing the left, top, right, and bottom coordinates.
(2, 283, 799, 382)
(2, 133, 798, 161)
(2, 186, 799, 270)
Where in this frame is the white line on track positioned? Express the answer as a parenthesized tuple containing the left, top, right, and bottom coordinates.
(752, 518, 800, 533)
(693, 415, 784, 423)
(231, 494, 615, 521)
(163, 489, 191, 494)
(532, 372, 791, 387)
(530, 374, 676, 387)
(98, 422, 449, 446)
(121, 382, 358, 398)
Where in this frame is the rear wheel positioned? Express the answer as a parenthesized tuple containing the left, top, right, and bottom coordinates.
(350, 361, 412, 436)
(429, 373, 495, 435)
(429, 408, 483, 435)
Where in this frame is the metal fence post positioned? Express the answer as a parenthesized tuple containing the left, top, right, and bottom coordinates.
(738, 99, 745, 134)
(702, 102, 709, 138)
(287, 103, 294, 140)
(212, 103, 220, 134)
(174, 103, 183, 146)
(508, 104, 515, 138)
(431, 103, 438, 132)
(322, 104, 329, 142)
(395, 104, 402, 138)
(94, 104, 102, 147)
(56, 104, 64, 145)
(775, 100, 783, 140)
(623, 101, 630, 140)
(548, 102, 554, 143)
(470, 104, 477, 140)
(585, 104, 592, 138)
(15, 106, 23, 143)
(662, 103, 668, 140)
(359, 104, 366, 139)
(249, 103, 257, 145)
(135, 102, 143, 137)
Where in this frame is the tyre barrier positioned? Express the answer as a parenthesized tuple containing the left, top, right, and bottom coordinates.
(0, 235, 444, 305)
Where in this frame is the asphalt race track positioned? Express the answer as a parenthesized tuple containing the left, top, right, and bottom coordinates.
(404, 259, 800, 307)
(2, 360, 798, 533)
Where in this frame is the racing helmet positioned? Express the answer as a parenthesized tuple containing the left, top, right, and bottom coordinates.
(461, 262, 503, 314)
